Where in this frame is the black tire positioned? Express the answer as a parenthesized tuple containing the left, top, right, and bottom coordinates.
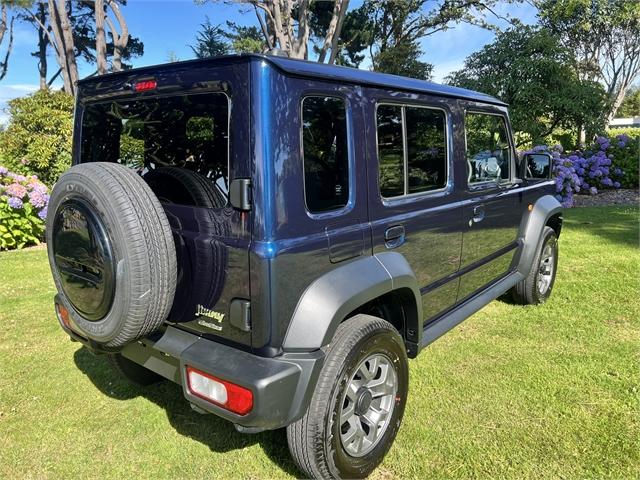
(144, 167, 226, 209)
(287, 315, 409, 479)
(512, 226, 558, 305)
(108, 353, 164, 386)
(46, 162, 177, 348)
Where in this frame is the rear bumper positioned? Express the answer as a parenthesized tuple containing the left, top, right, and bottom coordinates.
(56, 301, 324, 431)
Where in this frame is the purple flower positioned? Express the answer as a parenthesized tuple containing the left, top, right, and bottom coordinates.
(600, 142, 610, 151)
(7, 172, 27, 183)
(5, 183, 27, 198)
(37, 207, 48, 220)
(0, 166, 7, 176)
(613, 181, 621, 188)
(29, 190, 48, 208)
(617, 141, 627, 148)
(589, 187, 598, 195)
(7, 196, 24, 209)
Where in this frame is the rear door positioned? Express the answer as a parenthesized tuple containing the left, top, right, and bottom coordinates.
(457, 105, 523, 301)
(77, 61, 253, 346)
(366, 91, 464, 324)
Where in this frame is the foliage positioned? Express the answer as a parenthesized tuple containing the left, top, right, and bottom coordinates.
(528, 132, 637, 207)
(0, 166, 49, 250)
(448, 26, 607, 146)
(0, 89, 73, 185)
(605, 127, 640, 188)
(617, 87, 640, 117)
(190, 16, 229, 58)
(536, 0, 640, 122)
(224, 22, 265, 54)
(69, 0, 144, 70)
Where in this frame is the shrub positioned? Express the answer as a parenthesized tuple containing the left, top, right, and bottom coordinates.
(0, 89, 74, 186)
(605, 128, 639, 188)
(0, 166, 49, 250)
(527, 134, 634, 207)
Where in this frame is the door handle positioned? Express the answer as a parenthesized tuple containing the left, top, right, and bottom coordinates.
(384, 225, 405, 249)
(472, 205, 485, 223)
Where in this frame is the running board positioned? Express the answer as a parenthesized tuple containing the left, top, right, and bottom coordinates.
(421, 271, 524, 348)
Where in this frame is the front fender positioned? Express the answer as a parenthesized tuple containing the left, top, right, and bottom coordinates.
(282, 252, 422, 351)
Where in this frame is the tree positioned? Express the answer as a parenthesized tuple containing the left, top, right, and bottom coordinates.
(196, 0, 350, 63)
(617, 86, 640, 117)
(224, 22, 265, 54)
(0, 4, 15, 81)
(20, 1, 142, 92)
(536, 0, 640, 123)
(190, 16, 229, 58)
(313, 0, 519, 79)
(0, 89, 74, 185)
(447, 26, 607, 146)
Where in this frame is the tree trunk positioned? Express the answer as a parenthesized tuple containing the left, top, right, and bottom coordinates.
(607, 86, 630, 125)
(106, 0, 129, 72)
(94, 0, 107, 75)
(35, 2, 48, 89)
(0, 6, 14, 81)
(48, 0, 78, 95)
(318, 0, 349, 64)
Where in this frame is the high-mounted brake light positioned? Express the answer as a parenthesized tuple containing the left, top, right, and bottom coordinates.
(134, 80, 157, 92)
(186, 366, 253, 416)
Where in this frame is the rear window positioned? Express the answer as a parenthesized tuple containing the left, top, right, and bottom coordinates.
(80, 92, 229, 201)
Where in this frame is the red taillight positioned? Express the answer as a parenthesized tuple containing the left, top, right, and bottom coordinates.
(186, 366, 253, 416)
(134, 80, 157, 92)
(56, 303, 71, 329)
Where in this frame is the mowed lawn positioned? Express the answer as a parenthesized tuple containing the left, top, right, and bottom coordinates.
(0, 205, 638, 479)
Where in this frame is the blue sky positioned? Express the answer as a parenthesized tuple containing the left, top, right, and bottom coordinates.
(0, 0, 538, 123)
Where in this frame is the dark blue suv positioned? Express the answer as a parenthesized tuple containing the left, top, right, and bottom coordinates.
(46, 54, 562, 478)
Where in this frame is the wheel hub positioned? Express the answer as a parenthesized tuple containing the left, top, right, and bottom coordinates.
(354, 388, 373, 416)
(338, 353, 398, 458)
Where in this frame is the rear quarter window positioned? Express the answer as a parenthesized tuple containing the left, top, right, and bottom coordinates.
(301, 96, 350, 214)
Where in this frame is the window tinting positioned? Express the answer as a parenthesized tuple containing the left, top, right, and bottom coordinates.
(302, 96, 350, 213)
(465, 112, 511, 184)
(376, 104, 447, 198)
(377, 105, 404, 198)
(81, 93, 229, 204)
(406, 108, 447, 193)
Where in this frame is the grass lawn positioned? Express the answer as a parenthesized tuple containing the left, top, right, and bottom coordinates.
(0, 205, 638, 479)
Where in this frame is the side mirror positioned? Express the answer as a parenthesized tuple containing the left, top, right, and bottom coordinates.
(521, 152, 553, 180)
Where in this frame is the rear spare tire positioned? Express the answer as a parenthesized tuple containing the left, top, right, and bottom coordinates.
(46, 162, 177, 348)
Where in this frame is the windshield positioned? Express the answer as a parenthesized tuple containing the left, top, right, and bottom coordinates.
(80, 92, 230, 199)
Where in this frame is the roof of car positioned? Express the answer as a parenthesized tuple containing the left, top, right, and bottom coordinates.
(78, 54, 507, 106)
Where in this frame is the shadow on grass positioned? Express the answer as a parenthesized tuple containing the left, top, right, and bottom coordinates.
(73, 347, 300, 477)
(565, 206, 639, 248)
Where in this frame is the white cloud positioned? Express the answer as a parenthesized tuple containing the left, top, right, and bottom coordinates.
(0, 84, 39, 125)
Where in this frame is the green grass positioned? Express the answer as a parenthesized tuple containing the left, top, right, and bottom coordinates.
(1, 205, 638, 479)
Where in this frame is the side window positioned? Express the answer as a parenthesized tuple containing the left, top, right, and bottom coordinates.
(406, 107, 447, 193)
(376, 104, 447, 198)
(302, 96, 350, 213)
(465, 112, 511, 184)
(377, 105, 404, 197)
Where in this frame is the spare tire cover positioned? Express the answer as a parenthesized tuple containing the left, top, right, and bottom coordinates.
(46, 162, 177, 348)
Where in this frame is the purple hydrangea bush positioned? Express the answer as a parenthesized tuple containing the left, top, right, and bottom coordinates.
(525, 134, 629, 207)
(0, 166, 50, 250)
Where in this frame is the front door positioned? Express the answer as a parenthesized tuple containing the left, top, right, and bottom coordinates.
(457, 106, 523, 301)
(366, 91, 463, 324)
